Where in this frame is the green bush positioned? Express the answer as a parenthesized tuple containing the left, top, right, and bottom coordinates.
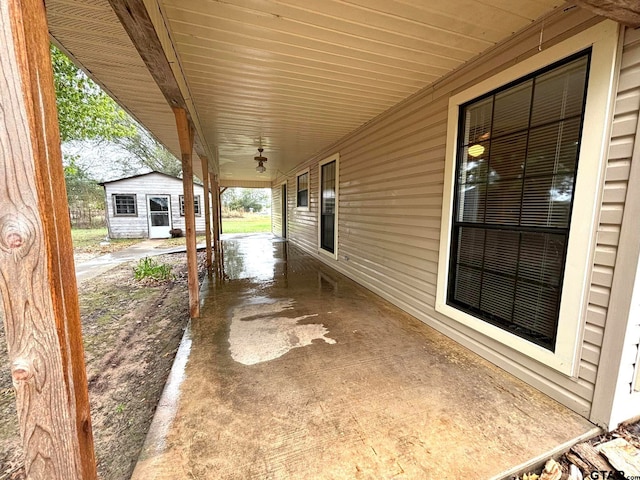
(133, 257, 174, 282)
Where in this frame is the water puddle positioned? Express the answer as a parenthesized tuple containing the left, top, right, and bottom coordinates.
(229, 298, 336, 365)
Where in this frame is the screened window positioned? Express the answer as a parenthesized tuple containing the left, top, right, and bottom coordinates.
(113, 194, 137, 216)
(448, 52, 590, 351)
(297, 172, 309, 207)
(180, 195, 201, 216)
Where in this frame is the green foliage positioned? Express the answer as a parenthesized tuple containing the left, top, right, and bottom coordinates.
(64, 156, 105, 228)
(51, 45, 135, 142)
(133, 257, 175, 282)
(222, 188, 270, 213)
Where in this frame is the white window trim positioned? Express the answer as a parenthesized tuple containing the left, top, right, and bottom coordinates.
(435, 20, 620, 376)
(179, 194, 202, 217)
(318, 153, 339, 260)
(113, 193, 138, 217)
(296, 168, 310, 211)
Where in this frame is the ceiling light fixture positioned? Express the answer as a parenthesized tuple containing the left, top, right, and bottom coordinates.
(255, 141, 268, 174)
(468, 144, 485, 158)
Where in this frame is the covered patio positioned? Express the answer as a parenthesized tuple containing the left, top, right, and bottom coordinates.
(2, 0, 640, 477)
(132, 234, 595, 479)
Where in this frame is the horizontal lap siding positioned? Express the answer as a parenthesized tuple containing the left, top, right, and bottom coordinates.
(288, 170, 317, 253)
(271, 185, 282, 237)
(279, 10, 620, 415)
(608, 28, 640, 411)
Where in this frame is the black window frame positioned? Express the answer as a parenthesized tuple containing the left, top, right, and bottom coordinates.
(297, 171, 309, 208)
(179, 194, 201, 217)
(113, 194, 137, 216)
(447, 49, 591, 352)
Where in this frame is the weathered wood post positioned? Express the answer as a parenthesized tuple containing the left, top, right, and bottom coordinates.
(174, 107, 200, 318)
(211, 174, 220, 253)
(200, 155, 213, 272)
(0, 0, 97, 477)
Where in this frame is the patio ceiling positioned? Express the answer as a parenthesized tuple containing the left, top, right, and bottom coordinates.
(47, 0, 568, 184)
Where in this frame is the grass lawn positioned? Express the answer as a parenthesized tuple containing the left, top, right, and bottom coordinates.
(71, 227, 142, 254)
(222, 215, 271, 234)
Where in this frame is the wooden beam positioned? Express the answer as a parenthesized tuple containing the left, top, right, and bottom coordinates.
(575, 0, 640, 27)
(0, 0, 97, 478)
(174, 107, 199, 318)
(107, 0, 209, 159)
(107, 0, 184, 108)
(200, 155, 212, 272)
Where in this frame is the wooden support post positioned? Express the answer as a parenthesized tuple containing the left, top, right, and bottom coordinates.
(173, 108, 199, 318)
(219, 186, 226, 238)
(0, 0, 97, 478)
(199, 155, 212, 272)
(210, 174, 220, 254)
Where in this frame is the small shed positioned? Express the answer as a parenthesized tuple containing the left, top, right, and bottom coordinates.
(101, 171, 207, 239)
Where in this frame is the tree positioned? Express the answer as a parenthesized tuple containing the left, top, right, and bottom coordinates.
(52, 45, 182, 181)
(51, 44, 135, 142)
(223, 188, 270, 213)
(64, 156, 105, 228)
(111, 126, 182, 177)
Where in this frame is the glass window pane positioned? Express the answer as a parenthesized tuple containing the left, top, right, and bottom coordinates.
(483, 230, 519, 276)
(526, 118, 581, 177)
(480, 272, 515, 321)
(492, 80, 532, 137)
(453, 265, 482, 308)
(458, 143, 490, 185)
(531, 56, 588, 126)
(513, 283, 559, 347)
(518, 233, 565, 286)
(457, 183, 486, 223)
(462, 97, 493, 146)
(485, 179, 522, 225)
(489, 132, 527, 181)
(457, 227, 485, 267)
(521, 174, 574, 227)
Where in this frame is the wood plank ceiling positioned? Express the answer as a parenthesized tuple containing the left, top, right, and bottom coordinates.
(48, 0, 567, 184)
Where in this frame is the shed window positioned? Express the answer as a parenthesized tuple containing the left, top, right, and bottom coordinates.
(180, 195, 201, 216)
(113, 194, 137, 216)
(448, 52, 590, 351)
(297, 172, 309, 208)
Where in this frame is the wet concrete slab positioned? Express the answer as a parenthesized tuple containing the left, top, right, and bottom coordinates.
(132, 234, 596, 479)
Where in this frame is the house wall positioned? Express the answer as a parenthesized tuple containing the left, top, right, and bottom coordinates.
(272, 9, 635, 425)
(104, 172, 207, 238)
(591, 26, 640, 428)
(271, 183, 283, 238)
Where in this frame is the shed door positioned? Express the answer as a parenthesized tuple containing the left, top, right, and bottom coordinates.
(147, 195, 172, 238)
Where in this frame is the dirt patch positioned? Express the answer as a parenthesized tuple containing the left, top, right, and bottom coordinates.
(0, 252, 204, 480)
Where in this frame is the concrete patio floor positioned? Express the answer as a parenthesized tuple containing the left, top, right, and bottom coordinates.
(132, 234, 597, 480)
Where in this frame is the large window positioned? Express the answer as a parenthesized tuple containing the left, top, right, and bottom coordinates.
(180, 195, 201, 216)
(318, 154, 339, 258)
(113, 194, 137, 216)
(436, 21, 618, 374)
(297, 171, 309, 208)
(448, 52, 590, 351)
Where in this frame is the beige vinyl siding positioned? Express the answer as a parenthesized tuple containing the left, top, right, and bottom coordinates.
(271, 184, 283, 238)
(585, 25, 640, 406)
(275, 9, 611, 417)
(592, 26, 640, 425)
(105, 173, 207, 238)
